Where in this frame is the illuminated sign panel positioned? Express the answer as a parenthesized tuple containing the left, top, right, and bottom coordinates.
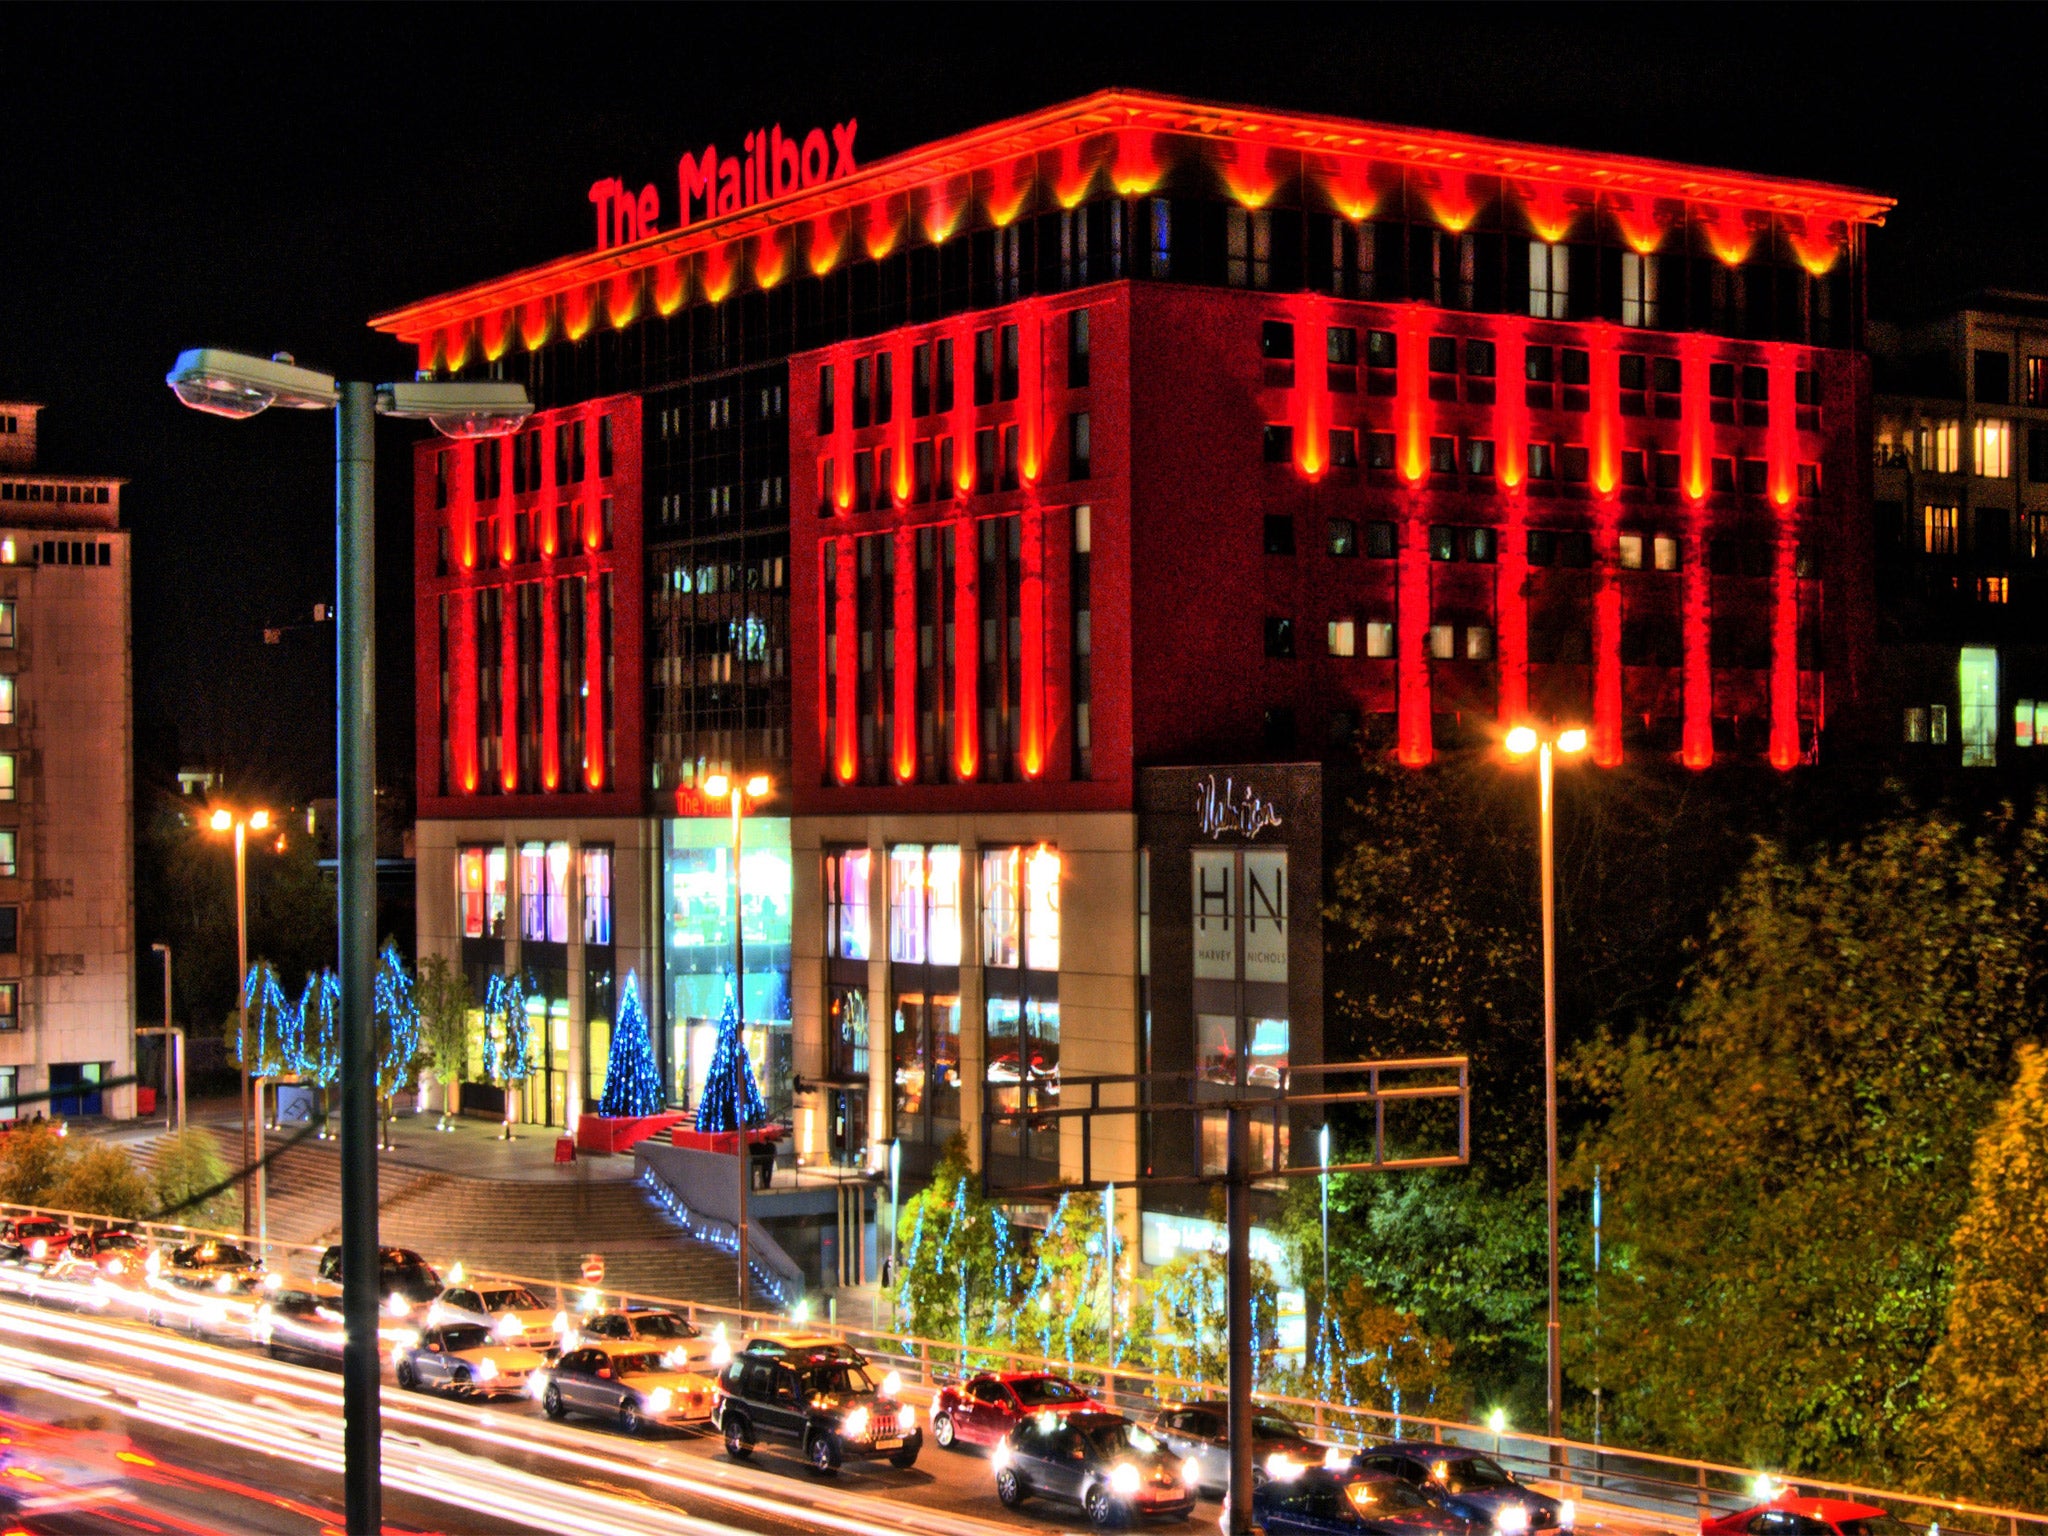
(588, 120, 860, 251)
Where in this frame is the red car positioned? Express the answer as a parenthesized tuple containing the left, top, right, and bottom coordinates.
(931, 1372, 1103, 1451)
(1704, 1494, 1914, 1536)
(0, 1215, 76, 1261)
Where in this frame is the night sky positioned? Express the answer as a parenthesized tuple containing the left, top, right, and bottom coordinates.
(3, 7, 2039, 807)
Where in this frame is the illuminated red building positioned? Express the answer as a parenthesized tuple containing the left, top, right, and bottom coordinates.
(379, 92, 1891, 1246)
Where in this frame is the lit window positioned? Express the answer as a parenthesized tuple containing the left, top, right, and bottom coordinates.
(2028, 356, 2048, 407)
(1023, 846, 1061, 972)
(980, 848, 1019, 969)
(0, 540, 13, 564)
(1923, 503, 1960, 555)
(2017, 700, 2036, 749)
(1979, 574, 2009, 605)
(1428, 624, 1456, 660)
(1975, 419, 2013, 479)
(1529, 241, 1570, 320)
(889, 846, 929, 964)
(1919, 420, 1961, 474)
(0, 828, 13, 877)
(1617, 534, 1644, 570)
(1904, 706, 1928, 744)
(1653, 535, 1681, 571)
(1365, 621, 1395, 659)
(0, 675, 12, 725)
(580, 845, 613, 946)
(827, 847, 872, 962)
(1465, 625, 1494, 660)
(1620, 251, 1660, 328)
(0, 753, 13, 801)
(1960, 647, 1999, 767)
(1327, 619, 1356, 657)
(0, 985, 14, 1037)
(0, 601, 13, 649)
(1932, 704, 1950, 744)
(1229, 209, 1273, 289)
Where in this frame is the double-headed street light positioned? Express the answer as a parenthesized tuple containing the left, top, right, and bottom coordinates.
(1502, 723, 1587, 1443)
(703, 771, 771, 1311)
(208, 804, 272, 1241)
(168, 347, 530, 1536)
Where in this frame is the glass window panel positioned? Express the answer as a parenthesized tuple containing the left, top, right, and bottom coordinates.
(1242, 850, 1288, 983)
(1192, 850, 1236, 980)
(580, 846, 613, 946)
(927, 846, 962, 966)
(893, 993, 928, 1118)
(545, 841, 571, 943)
(889, 845, 927, 964)
(459, 848, 486, 939)
(1198, 1013, 1237, 1085)
(518, 843, 547, 941)
(981, 848, 1020, 969)
(1961, 646, 1999, 767)
(485, 848, 508, 938)
(931, 993, 961, 1123)
(833, 848, 872, 962)
(1024, 846, 1061, 972)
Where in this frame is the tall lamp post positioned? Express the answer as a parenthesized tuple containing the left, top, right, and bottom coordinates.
(167, 347, 529, 1536)
(150, 941, 177, 1130)
(1503, 722, 1588, 1443)
(704, 770, 771, 1310)
(209, 805, 271, 1239)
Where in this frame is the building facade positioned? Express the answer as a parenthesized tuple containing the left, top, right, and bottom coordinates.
(0, 401, 135, 1121)
(1870, 295, 2048, 767)
(381, 92, 1889, 1226)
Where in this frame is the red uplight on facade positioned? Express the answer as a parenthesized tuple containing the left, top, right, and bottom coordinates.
(863, 198, 900, 260)
(1112, 128, 1161, 197)
(1055, 140, 1095, 209)
(699, 244, 736, 303)
(987, 160, 1031, 227)
(1220, 141, 1277, 209)
(1521, 182, 1576, 244)
(606, 273, 640, 329)
(1288, 292, 1328, 480)
(1706, 206, 1754, 266)
(520, 298, 552, 352)
(1019, 502, 1046, 778)
(1590, 323, 1619, 496)
(1613, 195, 1668, 256)
(754, 230, 788, 290)
(482, 311, 511, 363)
(1396, 304, 1429, 484)
(808, 213, 845, 276)
(1397, 508, 1432, 768)
(654, 258, 687, 315)
(563, 285, 595, 342)
(1323, 155, 1378, 221)
(893, 526, 917, 781)
(1788, 216, 1844, 277)
(1423, 170, 1475, 233)
(953, 512, 978, 779)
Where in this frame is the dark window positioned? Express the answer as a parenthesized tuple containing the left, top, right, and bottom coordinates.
(818, 364, 835, 434)
(1430, 525, 1456, 561)
(1264, 617, 1296, 658)
(1466, 527, 1497, 562)
(1561, 348, 1591, 386)
(1367, 330, 1397, 369)
(1465, 439, 1495, 477)
(2029, 425, 2048, 484)
(1068, 412, 1091, 480)
(1263, 425, 1293, 464)
(0, 907, 14, 955)
(1619, 353, 1646, 392)
(1560, 445, 1589, 482)
(1261, 321, 1295, 360)
(1263, 707, 1296, 752)
(1654, 452, 1681, 489)
(1330, 429, 1358, 468)
(1430, 436, 1458, 474)
(1652, 356, 1681, 394)
(999, 324, 1020, 400)
(1365, 520, 1397, 559)
(1527, 529, 1556, 566)
(912, 343, 932, 417)
(1068, 310, 1091, 388)
(1558, 531, 1593, 568)
(1327, 326, 1357, 365)
(1709, 363, 1735, 399)
(1327, 518, 1358, 557)
(1620, 449, 1646, 486)
(1712, 457, 1737, 492)
(1428, 336, 1458, 374)
(1976, 349, 2011, 405)
(1264, 515, 1295, 556)
(1741, 458, 1769, 495)
(1526, 346, 1554, 383)
(1465, 339, 1496, 377)
(1741, 364, 1768, 402)
(1367, 432, 1397, 470)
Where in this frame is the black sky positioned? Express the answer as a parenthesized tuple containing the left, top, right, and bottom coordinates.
(2, 5, 2038, 806)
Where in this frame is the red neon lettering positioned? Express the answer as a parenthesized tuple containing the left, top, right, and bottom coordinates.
(676, 147, 718, 227)
(772, 125, 800, 197)
(801, 128, 830, 186)
(832, 119, 859, 177)
(636, 183, 660, 238)
(716, 157, 741, 216)
(588, 178, 621, 250)
(619, 122, 859, 249)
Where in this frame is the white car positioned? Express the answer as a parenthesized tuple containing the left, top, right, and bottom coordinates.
(429, 1283, 564, 1353)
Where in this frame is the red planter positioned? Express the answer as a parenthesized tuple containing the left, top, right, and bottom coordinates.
(575, 1112, 686, 1156)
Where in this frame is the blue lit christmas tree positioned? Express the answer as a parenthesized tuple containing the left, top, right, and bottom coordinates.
(695, 981, 766, 1135)
(598, 972, 663, 1118)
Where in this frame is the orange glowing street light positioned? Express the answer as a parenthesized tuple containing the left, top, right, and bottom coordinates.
(702, 771, 772, 1307)
(207, 803, 275, 1245)
(1502, 724, 1586, 1444)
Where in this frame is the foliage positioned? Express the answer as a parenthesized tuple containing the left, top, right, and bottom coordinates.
(696, 984, 766, 1134)
(1314, 1275, 1463, 1423)
(0, 1122, 75, 1205)
(415, 953, 471, 1109)
(598, 973, 663, 1118)
(374, 942, 421, 1100)
(1579, 798, 2048, 1484)
(47, 1142, 151, 1220)
(480, 972, 531, 1087)
(891, 1136, 1018, 1350)
(1914, 1043, 2048, 1508)
(151, 1126, 241, 1231)
(235, 961, 299, 1077)
(1009, 1192, 1123, 1369)
(1147, 1241, 1280, 1390)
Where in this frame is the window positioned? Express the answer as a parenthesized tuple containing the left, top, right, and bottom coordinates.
(1430, 436, 1457, 475)
(1904, 706, 1929, 744)
(1367, 329, 1397, 369)
(1260, 320, 1295, 360)
(1932, 704, 1950, 744)
(1975, 419, 2013, 478)
(1923, 503, 1960, 555)
(1560, 445, 1589, 483)
(1427, 624, 1455, 659)
(1465, 439, 1495, 477)
(1365, 621, 1395, 658)
(1229, 207, 1273, 288)
(1975, 349, 2011, 405)
(1961, 646, 1999, 767)
(1527, 442, 1554, 480)
(1263, 425, 1293, 464)
(999, 325, 1020, 400)
(1654, 535, 1680, 571)
(1330, 429, 1357, 468)
(1466, 625, 1494, 660)
(1430, 525, 1456, 562)
(1327, 619, 1356, 657)
(2028, 356, 2048, 407)
(888, 845, 963, 966)
(1919, 420, 1961, 474)
(1618, 534, 1644, 570)
(1148, 197, 1171, 278)
(2030, 425, 2048, 483)
(1068, 412, 1091, 480)
(1529, 241, 1570, 319)
(1327, 326, 1357, 365)
(1328, 518, 1357, 557)
(0, 601, 12, 648)
(0, 989, 14, 1039)
(1365, 520, 1396, 559)
(1264, 516, 1295, 556)
(580, 845, 613, 946)
(0, 907, 14, 955)
(0, 675, 12, 725)
(0, 753, 13, 801)
(1465, 339, 1496, 378)
(1067, 310, 1090, 388)
(0, 828, 12, 877)
(1979, 574, 2009, 605)
(2018, 701, 2037, 749)
(1621, 251, 1660, 328)
(1264, 617, 1295, 658)
(826, 847, 872, 962)
(1367, 432, 1397, 469)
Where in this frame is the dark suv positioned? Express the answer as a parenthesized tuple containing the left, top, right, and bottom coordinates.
(713, 1333, 922, 1474)
(317, 1245, 441, 1313)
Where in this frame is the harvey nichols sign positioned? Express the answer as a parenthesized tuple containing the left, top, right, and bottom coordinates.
(588, 119, 859, 252)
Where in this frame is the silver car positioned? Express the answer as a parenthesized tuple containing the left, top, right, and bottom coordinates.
(1151, 1401, 1331, 1496)
(395, 1322, 547, 1399)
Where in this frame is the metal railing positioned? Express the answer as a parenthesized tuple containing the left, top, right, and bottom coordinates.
(4, 1196, 2039, 1536)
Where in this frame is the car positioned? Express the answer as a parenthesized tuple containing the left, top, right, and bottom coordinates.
(0, 1215, 76, 1262)
(394, 1322, 547, 1400)
(317, 1244, 441, 1315)
(932, 1371, 1104, 1450)
(1254, 1466, 1474, 1536)
(430, 1282, 562, 1352)
(34, 1229, 152, 1309)
(572, 1306, 700, 1349)
(993, 1409, 1198, 1526)
(1702, 1494, 1917, 1536)
(540, 1342, 720, 1431)
(713, 1332, 923, 1474)
(148, 1265, 272, 1340)
(1354, 1445, 1571, 1532)
(1153, 1401, 1333, 1497)
(255, 1285, 349, 1365)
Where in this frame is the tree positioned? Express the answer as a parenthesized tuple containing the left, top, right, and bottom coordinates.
(481, 970, 532, 1137)
(890, 1136, 1019, 1357)
(48, 1142, 151, 1220)
(696, 984, 765, 1135)
(151, 1126, 241, 1232)
(1580, 798, 2048, 1484)
(374, 943, 421, 1144)
(0, 1122, 74, 1205)
(1916, 1043, 2048, 1508)
(598, 972, 662, 1118)
(415, 953, 471, 1127)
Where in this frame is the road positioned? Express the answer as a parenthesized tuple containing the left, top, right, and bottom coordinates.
(0, 1295, 1665, 1536)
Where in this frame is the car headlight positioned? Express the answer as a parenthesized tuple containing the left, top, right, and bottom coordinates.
(477, 1357, 499, 1382)
(388, 1296, 411, 1319)
(647, 1388, 673, 1413)
(1324, 1445, 1350, 1470)
(495, 1314, 525, 1339)
(528, 1370, 550, 1401)
(1497, 1507, 1531, 1534)
(1182, 1457, 1202, 1487)
(1559, 1501, 1576, 1530)
(992, 1443, 1013, 1472)
(882, 1370, 903, 1398)
(898, 1403, 916, 1433)
(842, 1406, 869, 1438)
(552, 1310, 568, 1334)
(1265, 1452, 1305, 1481)
(1110, 1463, 1141, 1497)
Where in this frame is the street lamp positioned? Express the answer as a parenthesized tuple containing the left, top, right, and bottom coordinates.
(1502, 722, 1588, 1444)
(208, 804, 271, 1242)
(703, 770, 771, 1311)
(168, 346, 529, 1536)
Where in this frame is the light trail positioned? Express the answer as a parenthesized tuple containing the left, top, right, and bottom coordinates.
(0, 1300, 1053, 1536)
